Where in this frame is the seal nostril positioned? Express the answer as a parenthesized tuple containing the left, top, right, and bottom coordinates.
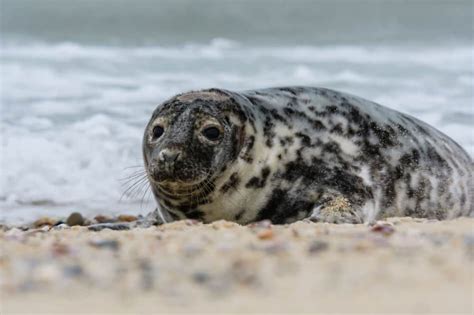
(171, 152, 180, 162)
(159, 150, 181, 163)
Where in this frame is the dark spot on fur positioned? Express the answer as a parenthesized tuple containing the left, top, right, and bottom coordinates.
(263, 116, 275, 147)
(235, 209, 245, 221)
(295, 132, 311, 146)
(186, 210, 204, 220)
(245, 167, 271, 189)
(221, 172, 240, 193)
(279, 87, 297, 96)
(240, 135, 255, 163)
(330, 123, 344, 135)
(313, 120, 326, 130)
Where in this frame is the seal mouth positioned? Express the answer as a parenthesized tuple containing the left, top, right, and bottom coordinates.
(153, 174, 216, 201)
(148, 168, 213, 192)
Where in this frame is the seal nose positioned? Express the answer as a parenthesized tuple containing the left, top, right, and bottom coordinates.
(158, 149, 181, 164)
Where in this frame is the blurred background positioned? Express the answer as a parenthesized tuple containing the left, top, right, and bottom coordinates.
(1, 0, 473, 224)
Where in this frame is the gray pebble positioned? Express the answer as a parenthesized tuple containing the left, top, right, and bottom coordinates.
(89, 239, 120, 250)
(308, 240, 329, 254)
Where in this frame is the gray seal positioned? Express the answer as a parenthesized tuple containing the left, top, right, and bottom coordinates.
(141, 87, 473, 225)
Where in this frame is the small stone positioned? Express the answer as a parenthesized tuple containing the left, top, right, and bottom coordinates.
(183, 243, 204, 257)
(192, 271, 211, 284)
(51, 242, 70, 256)
(291, 228, 300, 238)
(184, 219, 200, 226)
(210, 220, 239, 229)
(308, 240, 329, 254)
(263, 241, 288, 254)
(89, 239, 120, 250)
(94, 215, 115, 224)
(257, 228, 274, 240)
(231, 260, 258, 285)
(83, 218, 94, 226)
(138, 260, 154, 290)
(63, 265, 83, 278)
(248, 220, 272, 229)
(371, 222, 395, 236)
(66, 212, 84, 226)
(52, 223, 70, 230)
(353, 240, 372, 252)
(463, 234, 474, 259)
(32, 217, 57, 228)
(117, 214, 138, 222)
(39, 225, 51, 232)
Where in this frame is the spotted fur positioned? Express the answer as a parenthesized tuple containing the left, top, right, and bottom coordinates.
(143, 87, 473, 224)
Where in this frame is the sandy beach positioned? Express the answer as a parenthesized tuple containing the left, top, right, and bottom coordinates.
(1, 217, 473, 314)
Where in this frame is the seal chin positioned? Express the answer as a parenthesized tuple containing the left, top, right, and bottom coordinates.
(154, 177, 211, 197)
(151, 171, 211, 190)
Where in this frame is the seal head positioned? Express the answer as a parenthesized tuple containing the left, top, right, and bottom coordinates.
(143, 89, 250, 221)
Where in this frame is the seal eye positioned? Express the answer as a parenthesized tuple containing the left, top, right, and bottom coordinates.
(202, 126, 221, 141)
(152, 125, 164, 139)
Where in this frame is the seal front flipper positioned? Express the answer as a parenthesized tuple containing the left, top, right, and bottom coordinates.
(88, 207, 168, 231)
(139, 207, 168, 226)
(307, 195, 363, 224)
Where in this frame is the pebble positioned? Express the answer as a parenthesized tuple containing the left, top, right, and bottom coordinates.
(94, 215, 116, 224)
(52, 223, 70, 230)
(210, 220, 239, 229)
(26, 226, 50, 235)
(138, 260, 154, 290)
(308, 240, 329, 254)
(192, 271, 211, 284)
(63, 265, 84, 278)
(183, 243, 204, 258)
(184, 219, 201, 226)
(463, 234, 474, 259)
(32, 217, 57, 228)
(257, 228, 274, 240)
(248, 220, 272, 229)
(117, 215, 138, 222)
(66, 212, 84, 226)
(262, 241, 288, 254)
(231, 259, 258, 285)
(51, 242, 70, 256)
(89, 239, 120, 251)
(371, 222, 395, 236)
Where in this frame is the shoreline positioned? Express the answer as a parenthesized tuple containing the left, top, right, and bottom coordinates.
(2, 217, 473, 313)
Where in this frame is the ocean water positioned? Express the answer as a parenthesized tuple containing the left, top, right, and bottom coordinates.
(1, 0, 473, 224)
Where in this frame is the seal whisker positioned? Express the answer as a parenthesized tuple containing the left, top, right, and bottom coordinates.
(139, 183, 151, 210)
(119, 170, 147, 184)
(121, 177, 148, 199)
(120, 175, 149, 201)
(122, 165, 145, 170)
(125, 179, 149, 201)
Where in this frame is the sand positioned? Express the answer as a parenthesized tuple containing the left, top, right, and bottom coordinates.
(1, 217, 473, 314)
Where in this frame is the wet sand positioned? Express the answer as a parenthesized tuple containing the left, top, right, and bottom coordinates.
(1, 217, 473, 314)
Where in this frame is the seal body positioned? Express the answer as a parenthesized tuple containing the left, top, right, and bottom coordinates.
(143, 87, 473, 224)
